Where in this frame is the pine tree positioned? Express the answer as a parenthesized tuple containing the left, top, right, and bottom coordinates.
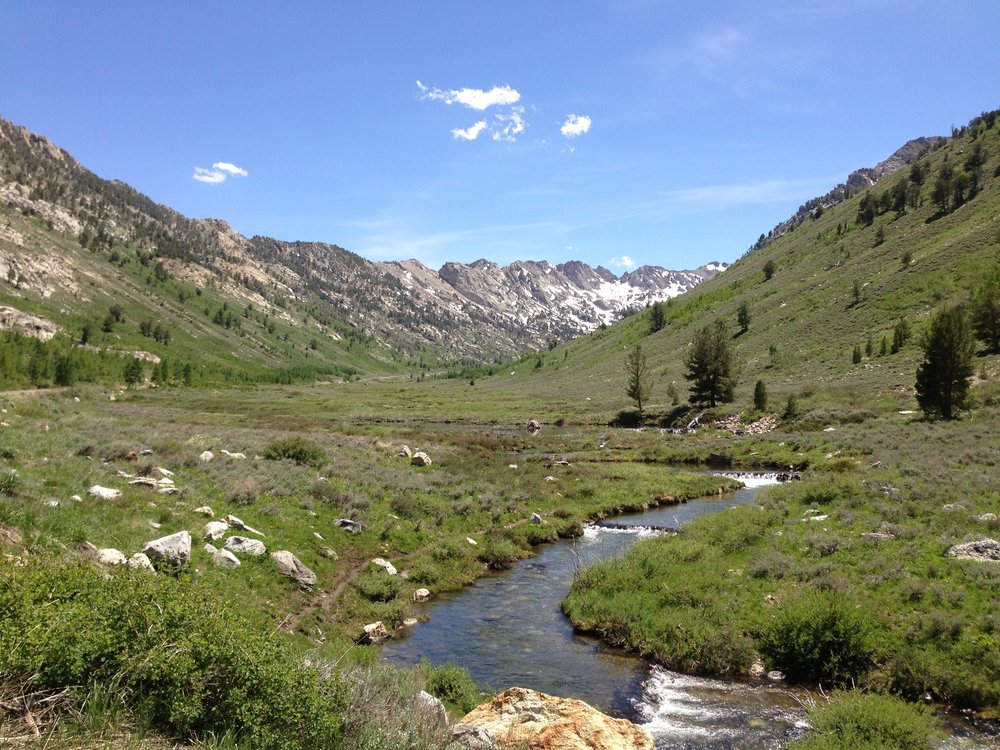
(753, 379, 768, 411)
(971, 265, 1000, 354)
(648, 301, 667, 333)
(915, 305, 975, 420)
(737, 302, 751, 334)
(684, 320, 737, 406)
(624, 344, 653, 416)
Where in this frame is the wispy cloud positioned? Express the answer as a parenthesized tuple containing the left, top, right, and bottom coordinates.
(193, 161, 249, 184)
(452, 121, 488, 141)
(561, 114, 592, 138)
(611, 255, 635, 270)
(492, 108, 526, 142)
(417, 81, 521, 110)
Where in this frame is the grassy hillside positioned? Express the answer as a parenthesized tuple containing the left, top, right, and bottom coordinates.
(499, 111, 1000, 419)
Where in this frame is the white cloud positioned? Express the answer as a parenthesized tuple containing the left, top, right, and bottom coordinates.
(452, 121, 488, 141)
(417, 81, 521, 110)
(492, 108, 525, 142)
(560, 114, 592, 138)
(193, 161, 248, 184)
(611, 255, 635, 270)
(212, 161, 248, 176)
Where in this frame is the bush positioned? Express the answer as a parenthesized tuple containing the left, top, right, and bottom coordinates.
(354, 569, 403, 602)
(262, 437, 325, 467)
(759, 591, 876, 685)
(475, 538, 522, 570)
(0, 468, 22, 496)
(421, 660, 484, 714)
(791, 690, 939, 750)
(0, 559, 344, 749)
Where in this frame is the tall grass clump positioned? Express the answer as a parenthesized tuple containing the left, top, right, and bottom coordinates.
(262, 437, 326, 467)
(791, 690, 940, 750)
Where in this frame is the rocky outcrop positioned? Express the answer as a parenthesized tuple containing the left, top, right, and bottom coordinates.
(947, 538, 1000, 562)
(452, 687, 654, 750)
(0, 306, 58, 340)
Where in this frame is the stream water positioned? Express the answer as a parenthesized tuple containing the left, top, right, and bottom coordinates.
(381, 472, 997, 749)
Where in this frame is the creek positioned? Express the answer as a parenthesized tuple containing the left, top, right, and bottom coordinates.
(381, 472, 995, 749)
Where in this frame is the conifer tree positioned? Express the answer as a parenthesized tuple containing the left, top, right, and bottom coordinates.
(624, 344, 652, 416)
(684, 320, 737, 406)
(915, 305, 975, 420)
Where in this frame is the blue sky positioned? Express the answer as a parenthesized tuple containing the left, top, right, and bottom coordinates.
(2, 1, 998, 272)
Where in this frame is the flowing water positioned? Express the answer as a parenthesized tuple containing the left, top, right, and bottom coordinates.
(381, 472, 998, 748)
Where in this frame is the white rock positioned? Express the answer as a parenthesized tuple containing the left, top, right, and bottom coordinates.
(155, 467, 174, 477)
(220, 449, 246, 460)
(203, 543, 218, 555)
(45, 499, 59, 508)
(143, 530, 192, 568)
(531, 512, 543, 525)
(413, 588, 431, 602)
(545, 475, 557, 482)
(126, 552, 156, 573)
(224, 535, 267, 556)
(223, 514, 264, 537)
(97, 548, 126, 566)
(399, 445, 413, 458)
(89, 485, 122, 500)
(214, 548, 241, 568)
(411, 451, 432, 467)
(466, 537, 478, 546)
(413, 690, 448, 727)
(361, 621, 390, 644)
(199, 450, 214, 462)
(508, 464, 518, 469)
(271, 550, 317, 589)
(203, 520, 229, 541)
(157, 486, 179, 495)
(371, 557, 398, 576)
(71, 494, 82, 502)
(193, 506, 214, 517)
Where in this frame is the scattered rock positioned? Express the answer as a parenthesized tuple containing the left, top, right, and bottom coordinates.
(401, 617, 419, 628)
(946, 538, 1000, 562)
(89, 485, 122, 500)
(272, 550, 317, 589)
(129, 477, 158, 487)
(943, 503, 967, 512)
(97, 548, 126, 566)
(767, 671, 786, 682)
(413, 689, 448, 727)
(71, 494, 82, 503)
(220, 449, 247, 459)
(223, 514, 265, 537)
(976, 513, 998, 523)
(203, 543, 218, 555)
(531, 512, 543, 525)
(148, 521, 161, 530)
(193, 505, 214, 517)
(544, 476, 557, 482)
(319, 546, 338, 559)
(155, 467, 174, 478)
(45, 499, 59, 508)
(214, 548, 241, 568)
(749, 661, 767, 678)
(143, 531, 192, 568)
(203, 520, 229, 541)
(411, 451, 432, 467)
(199, 450, 214, 462)
(453, 687, 654, 750)
(466, 537, 478, 546)
(126, 552, 156, 573)
(508, 464, 518, 469)
(334, 518, 364, 534)
(861, 532, 896, 543)
(224, 536, 267, 557)
(413, 587, 431, 602)
(371, 557, 398, 576)
(526, 419, 542, 434)
(360, 621, 390, 644)
(399, 445, 413, 458)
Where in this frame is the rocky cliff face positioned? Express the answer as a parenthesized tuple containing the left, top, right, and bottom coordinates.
(0, 116, 722, 360)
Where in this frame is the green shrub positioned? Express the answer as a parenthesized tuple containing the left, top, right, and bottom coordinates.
(0, 468, 21, 496)
(0, 559, 344, 749)
(354, 569, 403, 602)
(475, 537, 522, 569)
(759, 590, 876, 685)
(791, 690, 939, 750)
(262, 437, 325, 467)
(420, 660, 484, 714)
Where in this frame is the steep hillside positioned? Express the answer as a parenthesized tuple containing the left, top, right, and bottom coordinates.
(494, 109, 1000, 418)
(0, 116, 720, 375)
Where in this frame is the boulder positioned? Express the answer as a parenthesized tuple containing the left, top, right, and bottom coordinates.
(203, 543, 218, 555)
(143, 531, 192, 568)
(413, 587, 431, 602)
(334, 518, 364, 534)
(976, 513, 998, 523)
(193, 505, 215, 517)
(453, 687, 654, 750)
(401, 617, 419, 628)
(202, 520, 229, 541)
(946, 538, 1000, 562)
(531, 512, 543, 525)
(89, 485, 122, 500)
(214, 548, 241, 568)
(272, 550, 317, 589)
(399, 445, 413, 458)
(224, 536, 267, 557)
(319, 545, 339, 559)
(466, 537, 478, 546)
(371, 557, 398, 576)
(526, 419, 542, 434)
(199, 450, 214, 462)
(220, 449, 246, 460)
(411, 451, 432, 467)
(126, 552, 156, 573)
(360, 621, 390, 644)
(413, 689, 448, 727)
(97, 548, 126, 566)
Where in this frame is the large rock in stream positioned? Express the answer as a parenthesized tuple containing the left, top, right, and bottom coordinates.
(452, 687, 654, 750)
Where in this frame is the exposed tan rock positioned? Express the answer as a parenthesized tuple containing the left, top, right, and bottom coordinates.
(0, 306, 58, 340)
(453, 687, 654, 750)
